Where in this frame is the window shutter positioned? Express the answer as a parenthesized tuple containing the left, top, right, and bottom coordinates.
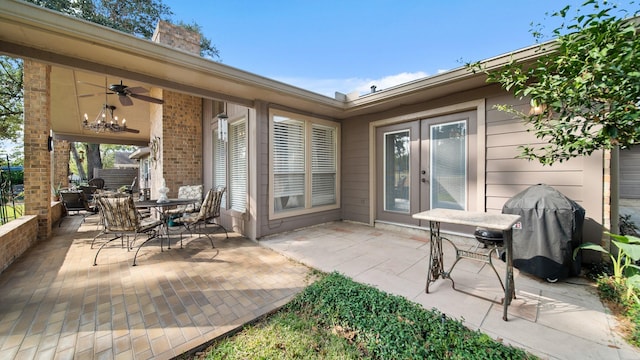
(312, 124, 336, 206)
(229, 120, 247, 212)
(273, 119, 305, 211)
(213, 129, 227, 206)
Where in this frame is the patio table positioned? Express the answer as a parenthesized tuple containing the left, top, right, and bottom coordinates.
(412, 208, 521, 321)
(135, 198, 197, 250)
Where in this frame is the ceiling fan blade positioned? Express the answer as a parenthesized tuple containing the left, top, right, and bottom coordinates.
(129, 93, 164, 104)
(123, 127, 140, 134)
(78, 91, 114, 98)
(77, 80, 106, 89)
(118, 95, 134, 106)
(126, 86, 149, 94)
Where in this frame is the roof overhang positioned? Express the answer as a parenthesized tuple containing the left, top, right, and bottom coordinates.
(0, 0, 549, 143)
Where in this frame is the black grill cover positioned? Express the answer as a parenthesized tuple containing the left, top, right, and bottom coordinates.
(502, 184, 585, 280)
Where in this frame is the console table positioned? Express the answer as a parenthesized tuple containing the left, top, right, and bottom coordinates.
(412, 208, 521, 321)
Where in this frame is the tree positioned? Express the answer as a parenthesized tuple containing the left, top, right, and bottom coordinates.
(26, 0, 220, 58)
(21, 0, 221, 172)
(0, 56, 23, 142)
(468, 0, 640, 165)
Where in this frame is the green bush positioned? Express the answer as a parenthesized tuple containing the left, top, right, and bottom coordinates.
(286, 272, 533, 359)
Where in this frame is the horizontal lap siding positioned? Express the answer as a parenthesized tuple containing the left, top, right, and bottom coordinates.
(340, 117, 370, 223)
(485, 95, 589, 212)
(620, 147, 640, 199)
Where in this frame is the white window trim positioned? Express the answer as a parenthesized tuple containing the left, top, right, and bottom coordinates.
(213, 115, 247, 214)
(269, 109, 341, 220)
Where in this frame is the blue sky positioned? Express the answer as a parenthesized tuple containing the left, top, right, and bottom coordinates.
(162, 0, 606, 97)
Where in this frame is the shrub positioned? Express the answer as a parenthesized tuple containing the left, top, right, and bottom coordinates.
(286, 272, 533, 359)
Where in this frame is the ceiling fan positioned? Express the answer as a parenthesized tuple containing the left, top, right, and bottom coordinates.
(78, 80, 164, 106)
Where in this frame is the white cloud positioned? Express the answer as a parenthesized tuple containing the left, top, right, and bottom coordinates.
(274, 71, 430, 98)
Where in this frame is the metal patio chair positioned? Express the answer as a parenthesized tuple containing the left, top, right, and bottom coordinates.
(59, 190, 97, 227)
(92, 195, 163, 266)
(173, 186, 229, 248)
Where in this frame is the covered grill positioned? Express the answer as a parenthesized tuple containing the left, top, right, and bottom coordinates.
(502, 184, 585, 281)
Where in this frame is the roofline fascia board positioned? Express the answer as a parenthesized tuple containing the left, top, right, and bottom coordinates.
(0, 0, 346, 109)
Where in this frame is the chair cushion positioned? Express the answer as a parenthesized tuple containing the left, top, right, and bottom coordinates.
(166, 185, 203, 214)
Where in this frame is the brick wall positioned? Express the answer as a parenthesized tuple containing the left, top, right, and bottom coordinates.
(23, 60, 52, 240)
(152, 21, 201, 54)
(149, 21, 203, 197)
(53, 139, 70, 190)
(0, 216, 39, 274)
(161, 91, 203, 196)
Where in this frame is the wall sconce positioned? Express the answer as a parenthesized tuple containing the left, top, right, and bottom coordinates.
(47, 129, 53, 152)
(217, 112, 228, 142)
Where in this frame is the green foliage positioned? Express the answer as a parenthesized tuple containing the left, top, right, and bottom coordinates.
(25, 0, 220, 58)
(0, 56, 24, 142)
(574, 232, 640, 303)
(208, 311, 363, 359)
(620, 214, 640, 236)
(204, 272, 534, 359)
(468, 0, 640, 165)
(597, 276, 640, 346)
(176, 21, 221, 60)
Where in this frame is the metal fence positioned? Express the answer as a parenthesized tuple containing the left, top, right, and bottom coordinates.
(0, 156, 23, 225)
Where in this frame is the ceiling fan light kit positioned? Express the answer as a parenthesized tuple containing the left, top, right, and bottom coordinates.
(83, 104, 139, 133)
(79, 78, 161, 134)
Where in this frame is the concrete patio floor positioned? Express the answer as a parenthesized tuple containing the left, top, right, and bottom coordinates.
(1, 214, 640, 359)
(262, 221, 640, 360)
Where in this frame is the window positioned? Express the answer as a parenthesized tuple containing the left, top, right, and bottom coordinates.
(430, 120, 466, 210)
(229, 121, 247, 212)
(270, 110, 340, 219)
(383, 130, 410, 213)
(213, 117, 247, 212)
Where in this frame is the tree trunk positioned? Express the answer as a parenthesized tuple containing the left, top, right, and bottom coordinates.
(70, 143, 87, 180)
(85, 143, 102, 180)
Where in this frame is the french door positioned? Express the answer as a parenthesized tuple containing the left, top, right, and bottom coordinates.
(376, 111, 477, 227)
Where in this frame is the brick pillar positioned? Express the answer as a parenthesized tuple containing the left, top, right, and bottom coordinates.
(23, 60, 52, 240)
(53, 139, 71, 190)
(162, 91, 202, 196)
(149, 21, 202, 197)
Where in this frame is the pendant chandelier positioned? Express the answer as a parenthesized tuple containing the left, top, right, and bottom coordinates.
(83, 104, 128, 133)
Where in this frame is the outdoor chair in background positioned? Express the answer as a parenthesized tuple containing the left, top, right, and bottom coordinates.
(173, 186, 229, 249)
(92, 195, 163, 266)
(88, 177, 105, 189)
(166, 184, 203, 216)
(59, 190, 97, 227)
(79, 185, 98, 203)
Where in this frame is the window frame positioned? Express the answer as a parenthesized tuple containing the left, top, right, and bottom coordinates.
(213, 115, 247, 213)
(269, 109, 340, 220)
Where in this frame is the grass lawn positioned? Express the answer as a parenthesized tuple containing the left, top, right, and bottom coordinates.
(192, 272, 535, 359)
(1, 204, 23, 222)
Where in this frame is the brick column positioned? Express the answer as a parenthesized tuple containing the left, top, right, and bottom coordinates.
(23, 60, 52, 240)
(149, 21, 202, 197)
(162, 91, 202, 196)
(53, 139, 71, 189)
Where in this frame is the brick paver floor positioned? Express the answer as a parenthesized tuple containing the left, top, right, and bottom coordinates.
(0, 214, 311, 359)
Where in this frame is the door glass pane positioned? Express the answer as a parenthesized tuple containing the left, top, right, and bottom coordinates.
(384, 130, 410, 213)
(430, 121, 466, 210)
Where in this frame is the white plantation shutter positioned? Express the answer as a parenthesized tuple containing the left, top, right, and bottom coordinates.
(312, 124, 336, 206)
(229, 120, 247, 212)
(213, 130, 227, 207)
(273, 118, 305, 211)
